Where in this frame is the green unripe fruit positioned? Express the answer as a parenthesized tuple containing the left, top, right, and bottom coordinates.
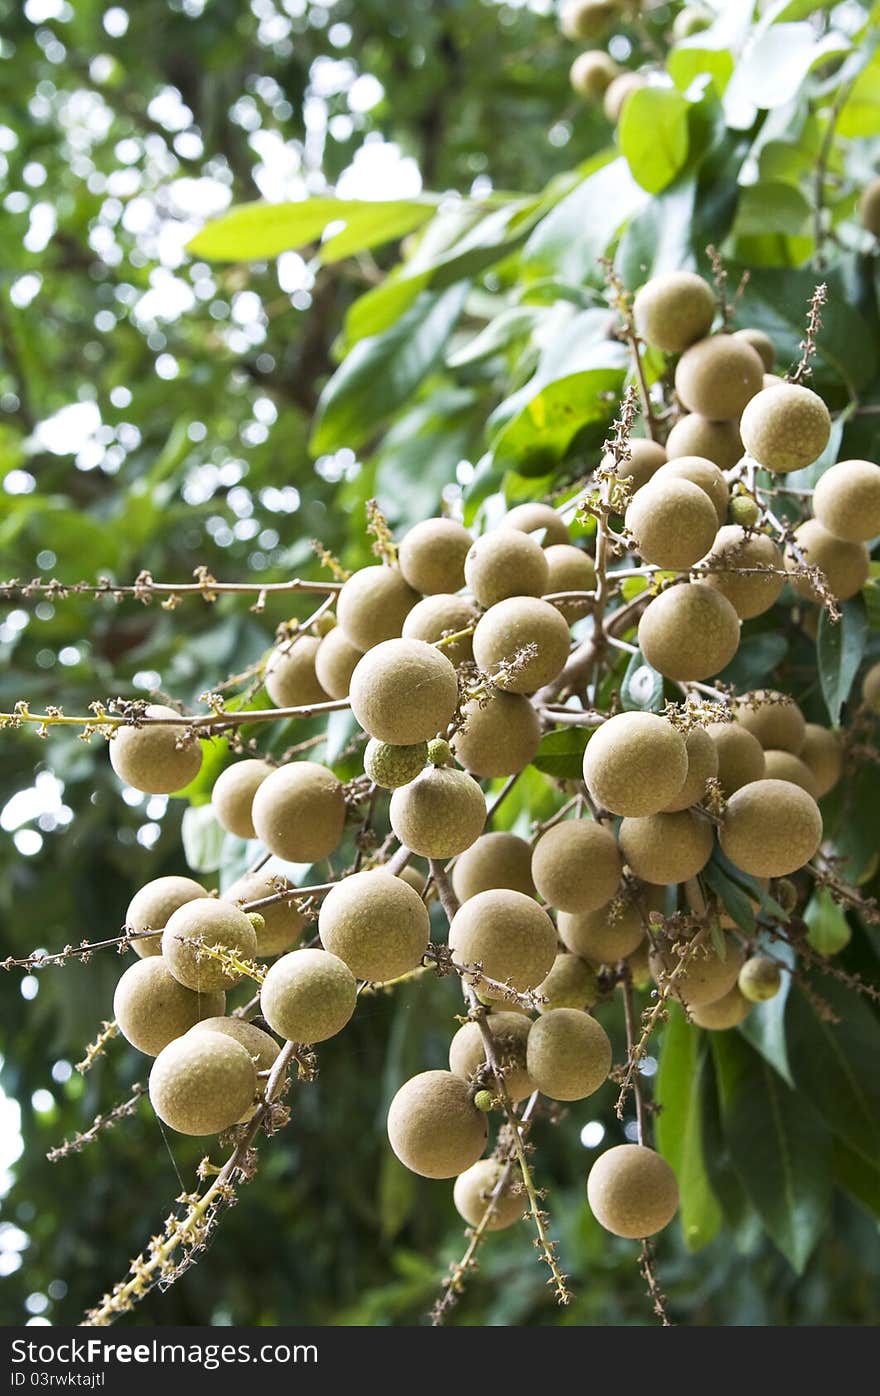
(626, 477, 719, 570)
(526, 1008, 611, 1102)
(312, 612, 337, 638)
(364, 738, 428, 789)
(148, 1031, 257, 1136)
(733, 690, 806, 754)
(188, 1016, 279, 1071)
(633, 272, 716, 355)
(701, 525, 784, 620)
(336, 565, 418, 651)
(662, 726, 719, 812)
(706, 721, 766, 795)
(558, 900, 644, 964)
(500, 502, 570, 547)
(260, 948, 357, 1043)
(543, 544, 596, 621)
(733, 327, 775, 372)
(812, 459, 880, 542)
(740, 383, 831, 474)
(535, 952, 599, 1011)
(638, 583, 740, 681)
(464, 530, 549, 607)
(319, 869, 429, 982)
(762, 749, 819, 799)
(109, 703, 202, 795)
(587, 1144, 679, 1239)
(402, 593, 479, 667)
(211, 758, 274, 840)
(397, 517, 472, 595)
(675, 334, 764, 420)
(799, 724, 842, 800)
(729, 494, 761, 528)
(427, 738, 452, 766)
(473, 1090, 494, 1114)
(720, 779, 823, 877)
(530, 818, 622, 914)
(126, 875, 210, 960)
(738, 954, 783, 1003)
(664, 414, 744, 471)
(472, 597, 571, 694)
(451, 832, 535, 903)
(114, 958, 226, 1057)
(649, 934, 744, 1007)
(864, 661, 880, 712)
(162, 899, 258, 993)
(860, 176, 880, 237)
(264, 635, 327, 708)
(448, 889, 557, 997)
(570, 49, 620, 101)
(788, 519, 871, 603)
(449, 1012, 533, 1103)
(603, 71, 644, 123)
(690, 985, 752, 1030)
(390, 765, 486, 858)
(583, 712, 689, 817)
(386, 1070, 487, 1179)
(454, 1159, 522, 1230)
(603, 437, 667, 493)
(314, 626, 364, 699)
(651, 455, 729, 526)
(451, 692, 541, 779)
(560, 0, 619, 42)
(349, 637, 458, 746)
(223, 868, 307, 957)
(251, 761, 346, 863)
(774, 878, 798, 914)
(620, 809, 714, 884)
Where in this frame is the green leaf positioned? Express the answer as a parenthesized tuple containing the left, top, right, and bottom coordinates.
(833, 1138, 880, 1220)
(803, 888, 852, 956)
(619, 88, 690, 195)
(738, 935, 796, 1086)
(521, 157, 647, 284)
(668, 44, 735, 94)
(655, 1006, 723, 1251)
(838, 50, 880, 138)
(786, 981, 880, 1167)
(181, 803, 227, 874)
(733, 180, 812, 237)
(701, 855, 757, 934)
(490, 363, 626, 477)
(446, 306, 540, 369)
(718, 630, 788, 690)
(620, 649, 664, 712)
(531, 727, 589, 781)
(187, 197, 435, 261)
(724, 24, 851, 130)
(817, 597, 868, 725)
(615, 179, 697, 290)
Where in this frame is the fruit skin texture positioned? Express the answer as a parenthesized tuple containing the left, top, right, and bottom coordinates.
(739, 955, 782, 1003)
(149, 1031, 257, 1136)
(570, 49, 619, 101)
(472, 596, 571, 694)
(625, 477, 719, 569)
(674, 334, 764, 420)
(464, 529, 549, 607)
(318, 869, 429, 982)
(664, 414, 743, 471)
(390, 765, 486, 858)
(189, 1016, 279, 1072)
(536, 952, 599, 1011)
(812, 459, 880, 542)
(452, 692, 540, 779)
(662, 726, 719, 812)
(264, 636, 327, 709)
(603, 437, 667, 493)
(386, 1070, 487, 1179)
(500, 501, 570, 547)
(448, 888, 557, 996)
(560, 0, 618, 42)
(363, 738, 427, 790)
(865, 661, 880, 713)
(650, 933, 744, 1006)
(799, 723, 843, 798)
(109, 703, 202, 795)
(633, 272, 716, 355)
(314, 626, 364, 699)
(126, 875, 209, 960)
(733, 327, 775, 372)
(211, 759, 273, 840)
(402, 593, 479, 667)
(720, 778, 823, 877)
(530, 818, 622, 914)
(453, 1159, 523, 1231)
(700, 525, 785, 620)
(543, 544, 596, 620)
(651, 455, 729, 526)
(740, 383, 831, 474)
(223, 868, 307, 957)
(706, 721, 766, 795)
(583, 712, 688, 817)
(336, 565, 418, 650)
(260, 948, 357, 1043)
(587, 1144, 679, 1239)
(638, 583, 740, 681)
(603, 71, 643, 123)
(251, 761, 346, 863)
(397, 517, 472, 595)
(559, 900, 644, 964)
(733, 690, 805, 754)
(860, 177, 880, 236)
(349, 637, 458, 746)
(452, 832, 535, 903)
(449, 1012, 533, 1103)
(786, 519, 870, 603)
(763, 749, 819, 799)
(114, 958, 226, 1056)
(619, 810, 714, 884)
(162, 899, 258, 993)
(526, 1008, 611, 1102)
(690, 986, 751, 1030)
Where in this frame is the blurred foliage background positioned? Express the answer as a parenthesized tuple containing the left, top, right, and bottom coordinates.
(1, 0, 879, 1328)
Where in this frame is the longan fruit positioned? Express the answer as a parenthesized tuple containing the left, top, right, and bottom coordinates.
(740, 383, 831, 474)
(587, 1144, 679, 1239)
(651, 455, 729, 526)
(664, 414, 743, 471)
(543, 544, 597, 620)
(603, 71, 644, 123)
(633, 272, 716, 355)
(763, 749, 819, 799)
(449, 1012, 533, 1103)
(251, 761, 346, 863)
(472, 596, 571, 693)
(729, 494, 761, 529)
(531, 819, 622, 914)
(619, 810, 714, 884)
(649, 934, 744, 1007)
(464, 530, 549, 607)
(864, 661, 880, 712)
(451, 692, 541, 779)
(812, 459, 880, 542)
(314, 626, 364, 699)
(264, 635, 327, 708)
(674, 334, 764, 420)
(336, 565, 419, 650)
(448, 889, 557, 996)
(638, 583, 740, 681)
(626, 477, 719, 569)
(386, 1070, 487, 1179)
(570, 49, 620, 101)
(451, 832, 535, 903)
(661, 725, 719, 811)
(526, 1009, 611, 1102)
(602, 437, 667, 493)
(126, 875, 210, 959)
(738, 954, 782, 1003)
(189, 1016, 279, 1072)
(536, 952, 599, 1011)
(363, 738, 428, 789)
(211, 758, 274, 840)
(390, 765, 486, 858)
(260, 947, 357, 1043)
(733, 327, 775, 372)
(149, 1031, 256, 1136)
(700, 525, 785, 619)
(109, 703, 202, 795)
(397, 517, 472, 595)
(114, 958, 226, 1057)
(706, 721, 766, 795)
(561, 0, 619, 42)
(860, 176, 880, 237)
(733, 691, 806, 754)
(690, 985, 752, 1030)
(583, 712, 688, 817)
(799, 723, 843, 798)
(318, 869, 429, 982)
(162, 899, 258, 993)
(402, 593, 479, 667)
(500, 502, 570, 547)
(453, 1159, 523, 1231)
(224, 868, 307, 957)
(720, 778, 823, 877)
(349, 637, 458, 746)
(558, 900, 644, 964)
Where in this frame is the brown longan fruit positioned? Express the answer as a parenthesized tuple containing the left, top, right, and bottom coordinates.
(860, 177, 880, 236)
(700, 525, 785, 620)
(349, 638, 458, 746)
(740, 383, 830, 474)
(224, 868, 307, 957)
(738, 954, 782, 1003)
(706, 721, 766, 795)
(397, 517, 472, 595)
(865, 661, 880, 712)
(649, 934, 744, 1007)
(633, 272, 716, 355)
(449, 1012, 533, 1103)
(690, 985, 752, 1030)
(664, 414, 743, 471)
(733, 691, 805, 754)
(114, 958, 226, 1056)
(318, 869, 429, 982)
(561, 0, 619, 42)
(402, 593, 479, 667)
(464, 530, 549, 607)
(583, 712, 688, 817)
(763, 749, 819, 799)
(162, 899, 258, 993)
(109, 704, 202, 795)
(531, 819, 622, 914)
(500, 502, 570, 547)
(448, 889, 557, 996)
(453, 1159, 523, 1231)
(570, 49, 620, 101)
(264, 636, 327, 708)
(126, 875, 210, 959)
(587, 1144, 679, 1238)
(558, 900, 644, 964)
(651, 455, 729, 526)
(720, 778, 823, 877)
(799, 723, 843, 798)
(211, 759, 274, 840)
(472, 597, 571, 693)
(536, 952, 599, 1011)
(788, 520, 871, 602)
(626, 477, 719, 570)
(812, 459, 880, 542)
(638, 583, 740, 681)
(603, 71, 644, 123)
(148, 1030, 257, 1136)
(675, 334, 764, 420)
(386, 1070, 487, 1179)
(314, 626, 364, 699)
(451, 692, 541, 779)
(603, 437, 668, 493)
(733, 328, 775, 372)
(251, 761, 346, 863)
(189, 1016, 279, 1072)
(543, 544, 597, 620)
(526, 1009, 611, 1102)
(390, 765, 486, 858)
(336, 565, 418, 650)
(260, 947, 357, 1043)
(451, 832, 535, 903)
(619, 810, 714, 884)
(661, 726, 719, 811)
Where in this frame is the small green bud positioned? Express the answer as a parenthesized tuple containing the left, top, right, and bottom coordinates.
(427, 737, 452, 767)
(246, 912, 266, 938)
(473, 1089, 494, 1113)
(364, 738, 428, 790)
(729, 494, 761, 528)
(312, 613, 337, 638)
